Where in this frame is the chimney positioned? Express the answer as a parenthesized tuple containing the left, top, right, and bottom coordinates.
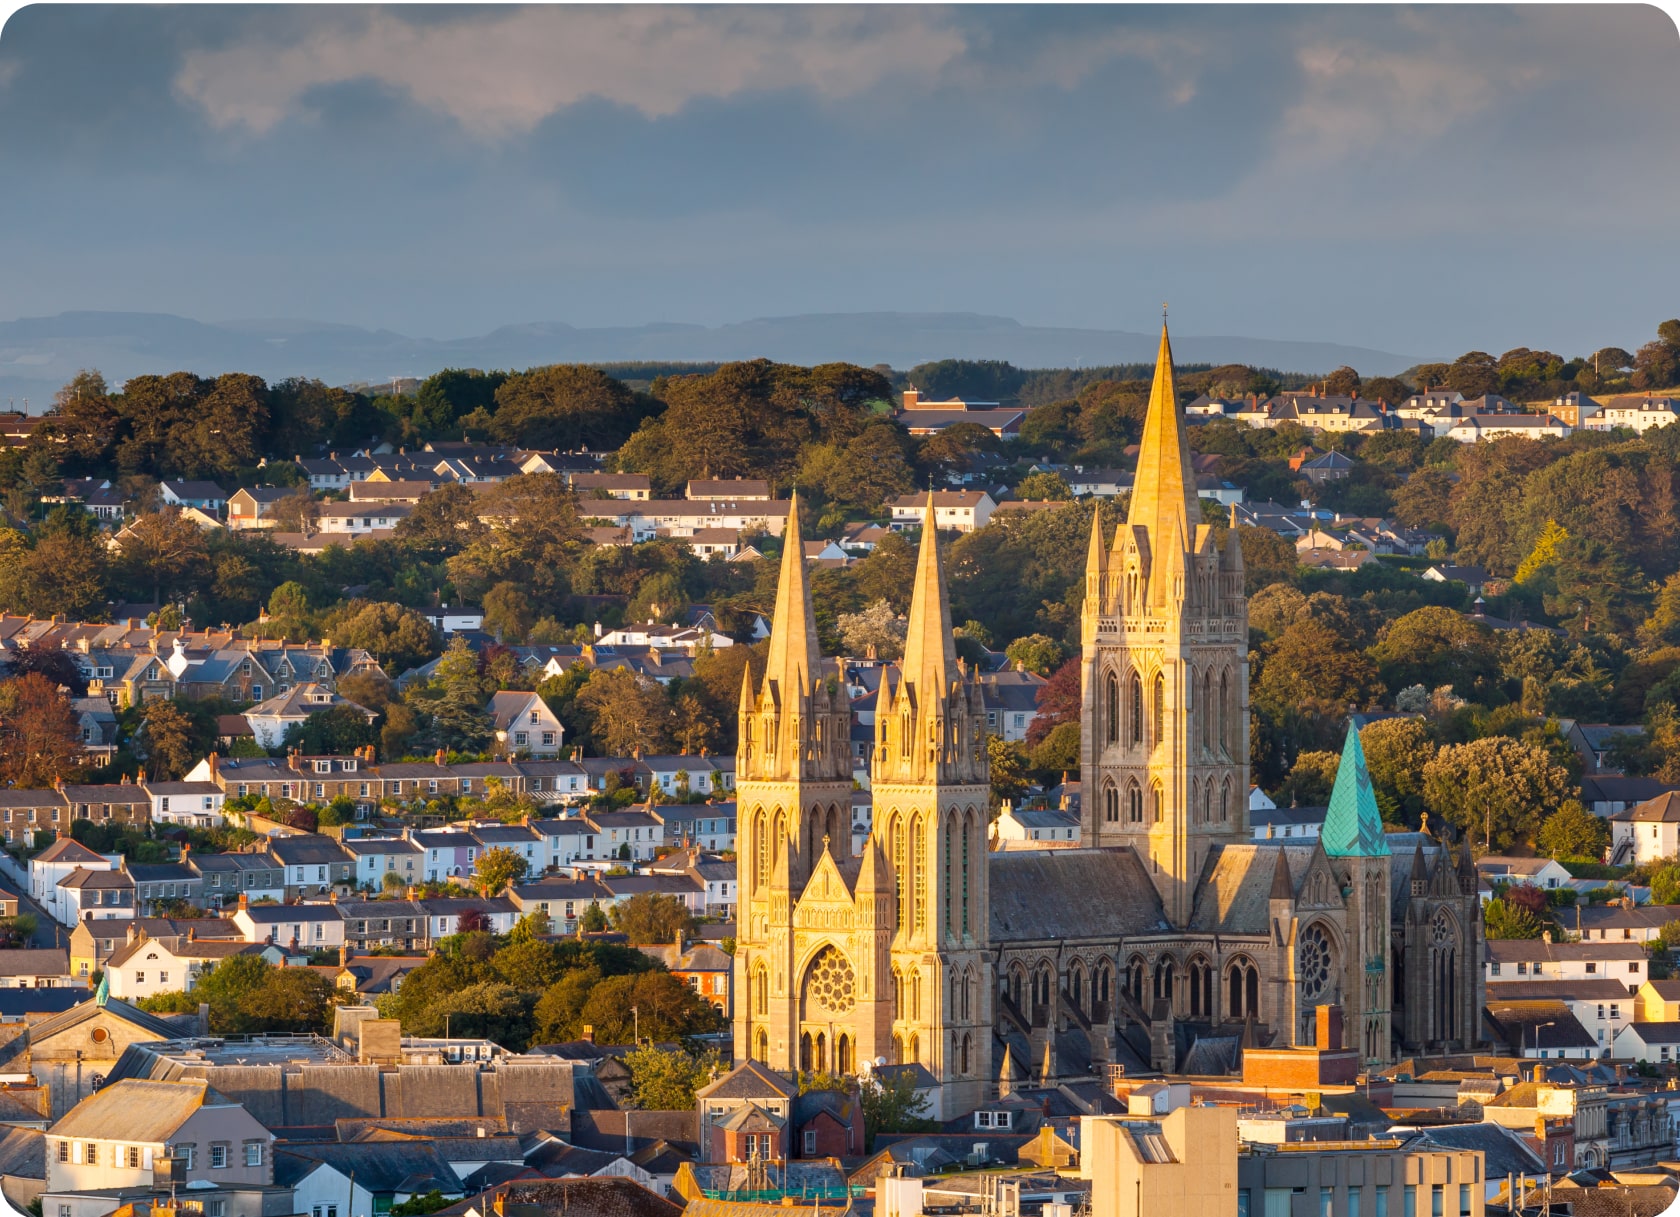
(1542, 930, 1553, 945)
(1316, 1004, 1344, 1053)
(238, 893, 249, 911)
(581, 1024, 594, 1044)
(435, 748, 447, 766)
(339, 943, 351, 967)
(187, 927, 196, 941)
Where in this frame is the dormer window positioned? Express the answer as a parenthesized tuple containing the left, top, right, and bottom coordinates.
(314, 761, 331, 774)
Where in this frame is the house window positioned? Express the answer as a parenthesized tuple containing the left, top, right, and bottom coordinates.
(1586, 962, 1597, 973)
(136, 972, 145, 984)
(57, 1142, 68, 1163)
(85, 1144, 97, 1165)
(159, 972, 168, 985)
(210, 1144, 227, 1169)
(208, 1203, 225, 1217)
(127, 1146, 140, 1168)
(803, 1129, 817, 1155)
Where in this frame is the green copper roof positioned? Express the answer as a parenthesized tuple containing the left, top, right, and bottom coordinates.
(1321, 723, 1391, 857)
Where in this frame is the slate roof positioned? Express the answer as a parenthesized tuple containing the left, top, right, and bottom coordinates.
(1395, 1123, 1544, 1179)
(695, 1060, 796, 1102)
(276, 1142, 462, 1194)
(0, 950, 67, 977)
(33, 838, 105, 865)
(1189, 845, 1309, 934)
(49, 1079, 211, 1140)
(455, 1178, 682, 1217)
(989, 849, 1167, 940)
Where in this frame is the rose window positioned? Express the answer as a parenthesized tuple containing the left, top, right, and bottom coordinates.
(1432, 909, 1456, 947)
(1298, 924, 1333, 1001)
(807, 948, 856, 1014)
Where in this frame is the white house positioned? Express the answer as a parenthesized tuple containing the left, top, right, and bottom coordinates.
(1612, 1021, 1680, 1066)
(340, 837, 423, 892)
(585, 810, 663, 861)
(486, 691, 565, 758)
(104, 933, 261, 1000)
(533, 817, 604, 868)
(886, 491, 997, 533)
(157, 481, 228, 512)
(1484, 978, 1634, 1054)
(421, 606, 485, 634)
(244, 684, 376, 750)
(1484, 937, 1646, 986)
(1445, 415, 1572, 442)
(31, 839, 118, 926)
(232, 902, 346, 950)
(1611, 791, 1680, 867)
(143, 781, 226, 828)
(316, 502, 413, 535)
(1476, 856, 1576, 893)
(1597, 398, 1680, 433)
(993, 806, 1081, 845)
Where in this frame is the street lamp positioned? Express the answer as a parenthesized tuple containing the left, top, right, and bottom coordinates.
(1529, 1020, 1556, 1061)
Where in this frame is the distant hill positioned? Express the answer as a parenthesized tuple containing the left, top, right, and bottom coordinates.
(0, 310, 1425, 406)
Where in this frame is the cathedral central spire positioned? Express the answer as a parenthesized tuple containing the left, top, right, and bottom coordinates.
(1125, 321, 1198, 552)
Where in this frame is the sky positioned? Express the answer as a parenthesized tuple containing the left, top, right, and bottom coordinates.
(0, 4, 1677, 359)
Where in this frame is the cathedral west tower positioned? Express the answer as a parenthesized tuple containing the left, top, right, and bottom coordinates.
(1079, 322, 1250, 928)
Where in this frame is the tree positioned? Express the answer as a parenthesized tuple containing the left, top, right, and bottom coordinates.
(987, 735, 1029, 813)
(1482, 897, 1545, 940)
(610, 892, 698, 944)
(579, 902, 608, 933)
(1276, 751, 1340, 807)
(490, 365, 650, 450)
(1422, 735, 1574, 852)
(237, 966, 341, 1033)
(114, 510, 209, 605)
(1014, 472, 1072, 502)
(339, 601, 439, 673)
(1252, 619, 1381, 761)
(269, 487, 320, 536)
(1003, 633, 1067, 676)
(835, 599, 906, 660)
(1367, 608, 1501, 703)
(0, 673, 87, 787)
(1536, 800, 1610, 860)
(282, 704, 378, 757)
(858, 1067, 935, 1151)
(140, 699, 200, 780)
(1359, 718, 1437, 825)
(1028, 721, 1080, 778)
(473, 846, 529, 896)
(1024, 656, 1080, 748)
(623, 1043, 720, 1109)
(575, 970, 723, 1043)
(1322, 366, 1360, 397)
(576, 667, 671, 756)
(482, 581, 535, 645)
(1446, 351, 1499, 398)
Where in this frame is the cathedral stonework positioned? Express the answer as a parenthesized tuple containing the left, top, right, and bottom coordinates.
(733, 323, 1483, 1105)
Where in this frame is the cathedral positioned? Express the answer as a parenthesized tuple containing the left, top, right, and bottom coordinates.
(732, 322, 1483, 1113)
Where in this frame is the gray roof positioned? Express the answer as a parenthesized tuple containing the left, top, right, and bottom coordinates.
(0, 950, 67, 977)
(49, 1079, 211, 1140)
(1396, 1124, 1544, 1179)
(276, 1142, 462, 1194)
(989, 848, 1167, 940)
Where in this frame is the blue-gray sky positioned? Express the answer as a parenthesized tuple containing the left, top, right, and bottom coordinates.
(1, 4, 1677, 359)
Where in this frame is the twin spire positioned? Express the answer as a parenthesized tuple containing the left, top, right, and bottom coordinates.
(1125, 321, 1198, 552)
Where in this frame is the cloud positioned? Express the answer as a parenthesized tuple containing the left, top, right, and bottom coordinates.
(172, 6, 970, 137)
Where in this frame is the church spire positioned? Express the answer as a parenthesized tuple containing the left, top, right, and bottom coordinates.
(762, 490, 821, 699)
(901, 490, 957, 700)
(1126, 321, 1198, 553)
(1322, 722, 1391, 857)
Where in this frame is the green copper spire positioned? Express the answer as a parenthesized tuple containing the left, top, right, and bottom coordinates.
(1321, 722, 1391, 857)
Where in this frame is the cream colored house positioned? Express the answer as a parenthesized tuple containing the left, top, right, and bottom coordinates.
(44, 1078, 273, 1196)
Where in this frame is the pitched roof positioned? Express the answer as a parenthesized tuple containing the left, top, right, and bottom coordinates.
(695, 1060, 796, 1102)
(990, 849, 1167, 938)
(49, 1078, 210, 1140)
(33, 838, 105, 865)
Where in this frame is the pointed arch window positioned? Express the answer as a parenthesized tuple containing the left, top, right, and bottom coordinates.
(912, 814, 928, 935)
(1103, 783, 1119, 824)
(1152, 672, 1165, 747)
(1127, 781, 1143, 824)
(1221, 778, 1231, 823)
(943, 817, 955, 939)
(1104, 672, 1120, 745)
(1204, 781, 1214, 826)
(1201, 669, 1212, 752)
(1151, 782, 1164, 824)
(1219, 669, 1231, 755)
(1128, 673, 1144, 746)
(754, 810, 768, 890)
(961, 811, 973, 936)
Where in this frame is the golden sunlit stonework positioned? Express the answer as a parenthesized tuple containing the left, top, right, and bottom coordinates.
(733, 324, 1482, 1109)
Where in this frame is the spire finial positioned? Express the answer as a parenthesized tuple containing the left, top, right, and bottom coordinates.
(1162, 301, 1169, 323)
